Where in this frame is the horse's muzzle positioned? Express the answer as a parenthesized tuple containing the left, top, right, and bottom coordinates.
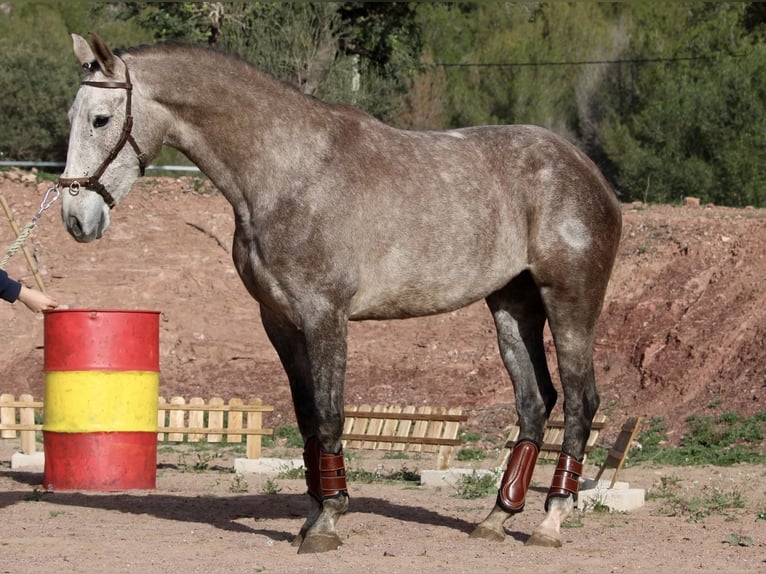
(66, 213, 108, 243)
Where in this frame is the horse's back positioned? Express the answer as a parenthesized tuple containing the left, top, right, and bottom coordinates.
(341, 123, 621, 320)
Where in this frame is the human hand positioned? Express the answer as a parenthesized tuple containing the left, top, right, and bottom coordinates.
(17, 285, 59, 313)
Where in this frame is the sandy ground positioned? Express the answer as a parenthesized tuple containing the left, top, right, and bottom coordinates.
(1, 442, 765, 573)
(1, 171, 765, 571)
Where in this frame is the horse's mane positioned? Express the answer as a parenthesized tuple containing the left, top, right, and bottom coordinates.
(116, 40, 242, 65)
(115, 41, 306, 97)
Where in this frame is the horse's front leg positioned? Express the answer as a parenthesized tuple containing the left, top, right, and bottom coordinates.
(260, 305, 350, 553)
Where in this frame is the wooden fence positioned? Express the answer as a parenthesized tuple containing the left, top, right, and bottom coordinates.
(0, 393, 40, 455)
(0, 394, 274, 459)
(157, 396, 274, 459)
(2, 395, 468, 469)
(342, 405, 468, 470)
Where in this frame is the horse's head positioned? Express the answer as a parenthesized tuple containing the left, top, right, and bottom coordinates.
(60, 33, 149, 242)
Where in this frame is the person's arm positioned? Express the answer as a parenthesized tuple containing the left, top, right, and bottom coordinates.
(0, 269, 22, 303)
(1, 269, 58, 312)
(17, 285, 59, 313)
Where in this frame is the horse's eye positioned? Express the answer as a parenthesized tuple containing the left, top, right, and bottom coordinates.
(93, 115, 110, 129)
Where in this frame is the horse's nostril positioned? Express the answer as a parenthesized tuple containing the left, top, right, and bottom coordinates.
(68, 215, 83, 237)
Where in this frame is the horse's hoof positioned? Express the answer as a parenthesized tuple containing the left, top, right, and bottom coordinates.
(525, 531, 562, 548)
(291, 533, 303, 548)
(469, 524, 505, 542)
(297, 533, 342, 554)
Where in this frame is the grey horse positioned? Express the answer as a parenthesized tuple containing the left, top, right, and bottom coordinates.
(58, 34, 622, 553)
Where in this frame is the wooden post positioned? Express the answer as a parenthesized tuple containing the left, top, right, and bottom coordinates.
(245, 398, 264, 459)
(437, 407, 463, 470)
(167, 396, 186, 442)
(595, 416, 641, 488)
(207, 397, 224, 443)
(379, 405, 401, 452)
(19, 393, 36, 455)
(361, 404, 386, 449)
(393, 405, 416, 451)
(187, 397, 205, 442)
(347, 403, 371, 449)
(0, 393, 15, 439)
(409, 406, 431, 453)
(157, 396, 167, 441)
(227, 398, 244, 443)
(423, 406, 446, 454)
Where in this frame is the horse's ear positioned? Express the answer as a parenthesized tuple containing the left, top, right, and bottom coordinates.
(72, 33, 96, 68)
(87, 32, 116, 76)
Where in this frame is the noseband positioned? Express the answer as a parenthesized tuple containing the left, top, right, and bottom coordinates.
(58, 59, 148, 209)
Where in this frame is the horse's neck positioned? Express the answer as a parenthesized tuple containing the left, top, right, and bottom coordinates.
(135, 51, 326, 204)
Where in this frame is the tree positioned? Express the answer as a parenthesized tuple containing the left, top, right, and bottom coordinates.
(217, 3, 420, 121)
(598, 2, 766, 206)
(0, 3, 79, 161)
(411, 3, 618, 136)
(0, 1, 155, 162)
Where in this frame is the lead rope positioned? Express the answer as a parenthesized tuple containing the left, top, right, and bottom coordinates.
(0, 185, 61, 270)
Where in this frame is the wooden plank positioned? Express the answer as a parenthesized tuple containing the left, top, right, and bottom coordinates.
(341, 404, 357, 450)
(378, 405, 401, 452)
(0, 393, 16, 439)
(499, 425, 521, 468)
(392, 405, 416, 451)
(246, 398, 264, 459)
(544, 415, 606, 430)
(227, 398, 244, 443)
(339, 404, 468, 455)
(19, 393, 36, 455)
(407, 406, 431, 453)
(437, 406, 463, 470)
(0, 399, 44, 408)
(167, 397, 186, 442)
(207, 397, 224, 443)
(0, 424, 42, 432)
(361, 404, 386, 449)
(595, 416, 640, 488)
(343, 405, 357, 434)
(343, 410, 468, 423)
(423, 407, 446, 454)
(340, 434, 461, 446)
(586, 414, 607, 454)
(187, 397, 205, 442)
(157, 396, 167, 441)
(157, 403, 273, 412)
(162, 427, 272, 436)
(346, 403, 371, 449)
(544, 425, 564, 460)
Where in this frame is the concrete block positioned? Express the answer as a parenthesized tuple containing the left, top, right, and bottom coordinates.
(234, 457, 304, 475)
(578, 478, 645, 512)
(11, 451, 45, 471)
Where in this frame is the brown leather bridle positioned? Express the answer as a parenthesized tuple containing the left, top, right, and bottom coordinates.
(58, 59, 147, 209)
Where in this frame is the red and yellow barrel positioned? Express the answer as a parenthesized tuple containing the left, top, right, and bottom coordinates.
(43, 309, 160, 491)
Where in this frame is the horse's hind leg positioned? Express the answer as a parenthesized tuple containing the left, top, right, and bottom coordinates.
(471, 272, 556, 541)
(260, 305, 349, 554)
(525, 282, 603, 547)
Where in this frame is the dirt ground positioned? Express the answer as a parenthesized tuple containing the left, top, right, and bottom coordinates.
(1, 445, 765, 573)
(1, 170, 765, 572)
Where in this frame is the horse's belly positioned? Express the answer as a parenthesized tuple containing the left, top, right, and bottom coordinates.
(347, 269, 514, 321)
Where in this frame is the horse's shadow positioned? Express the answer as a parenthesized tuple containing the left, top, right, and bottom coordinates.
(0, 469, 483, 541)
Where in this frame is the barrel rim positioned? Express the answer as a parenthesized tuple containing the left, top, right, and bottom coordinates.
(44, 308, 161, 315)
